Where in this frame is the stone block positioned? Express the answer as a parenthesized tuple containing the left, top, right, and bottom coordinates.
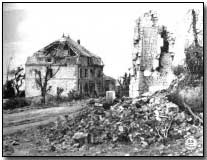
(106, 91, 116, 104)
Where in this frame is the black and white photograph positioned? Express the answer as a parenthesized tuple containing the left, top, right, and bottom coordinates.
(2, 2, 204, 156)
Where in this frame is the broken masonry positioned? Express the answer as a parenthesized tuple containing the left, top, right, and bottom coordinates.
(130, 10, 176, 98)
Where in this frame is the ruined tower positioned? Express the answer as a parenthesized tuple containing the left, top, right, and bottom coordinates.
(129, 11, 175, 98)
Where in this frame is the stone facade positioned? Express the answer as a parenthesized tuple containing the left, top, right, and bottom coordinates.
(25, 35, 104, 97)
(130, 11, 175, 98)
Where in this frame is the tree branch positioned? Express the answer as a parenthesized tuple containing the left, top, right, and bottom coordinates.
(183, 101, 203, 124)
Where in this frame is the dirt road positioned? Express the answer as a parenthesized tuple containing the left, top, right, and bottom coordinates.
(3, 101, 86, 135)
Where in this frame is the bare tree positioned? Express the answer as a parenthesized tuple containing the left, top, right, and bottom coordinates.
(189, 9, 201, 47)
(185, 9, 203, 77)
(9, 66, 25, 96)
(34, 65, 60, 104)
(117, 72, 131, 97)
(56, 87, 64, 101)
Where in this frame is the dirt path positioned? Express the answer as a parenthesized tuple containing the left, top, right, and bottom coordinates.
(3, 101, 86, 135)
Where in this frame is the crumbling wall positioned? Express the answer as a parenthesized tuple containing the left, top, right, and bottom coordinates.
(129, 11, 175, 98)
(25, 64, 78, 97)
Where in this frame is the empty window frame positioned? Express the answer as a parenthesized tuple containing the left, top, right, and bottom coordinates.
(85, 69, 88, 78)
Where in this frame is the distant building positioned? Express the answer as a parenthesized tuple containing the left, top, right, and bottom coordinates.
(25, 35, 104, 97)
(103, 75, 116, 91)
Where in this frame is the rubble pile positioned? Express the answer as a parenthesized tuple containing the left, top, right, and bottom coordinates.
(40, 89, 203, 155)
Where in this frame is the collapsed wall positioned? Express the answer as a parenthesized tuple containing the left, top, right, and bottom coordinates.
(129, 11, 176, 98)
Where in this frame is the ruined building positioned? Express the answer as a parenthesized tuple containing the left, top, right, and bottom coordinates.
(25, 35, 104, 97)
(129, 11, 176, 98)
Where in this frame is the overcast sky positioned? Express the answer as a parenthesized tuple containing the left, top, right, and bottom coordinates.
(3, 3, 203, 80)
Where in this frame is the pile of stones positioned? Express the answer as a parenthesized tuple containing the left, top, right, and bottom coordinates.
(43, 90, 203, 153)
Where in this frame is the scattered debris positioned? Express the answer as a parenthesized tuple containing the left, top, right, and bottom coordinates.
(34, 89, 202, 156)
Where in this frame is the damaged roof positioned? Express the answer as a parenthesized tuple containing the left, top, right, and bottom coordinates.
(39, 36, 101, 58)
(26, 35, 103, 66)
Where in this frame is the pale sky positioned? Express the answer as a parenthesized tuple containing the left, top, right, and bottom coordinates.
(3, 3, 203, 80)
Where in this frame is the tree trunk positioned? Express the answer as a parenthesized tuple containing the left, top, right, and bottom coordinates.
(41, 89, 46, 104)
(192, 9, 199, 46)
(15, 86, 20, 97)
(42, 96, 46, 104)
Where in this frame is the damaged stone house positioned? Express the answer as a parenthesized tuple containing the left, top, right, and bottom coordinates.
(25, 35, 105, 97)
(129, 11, 176, 98)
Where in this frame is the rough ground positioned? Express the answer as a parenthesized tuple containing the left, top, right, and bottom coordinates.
(3, 94, 203, 156)
(3, 101, 86, 135)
